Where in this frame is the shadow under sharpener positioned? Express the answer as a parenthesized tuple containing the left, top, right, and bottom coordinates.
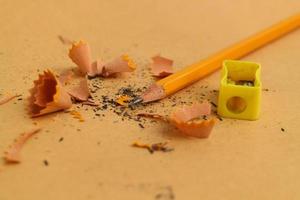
(217, 60, 261, 120)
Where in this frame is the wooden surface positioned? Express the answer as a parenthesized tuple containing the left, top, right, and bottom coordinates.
(0, 1, 300, 199)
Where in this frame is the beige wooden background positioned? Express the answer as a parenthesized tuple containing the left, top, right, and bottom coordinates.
(0, 0, 300, 199)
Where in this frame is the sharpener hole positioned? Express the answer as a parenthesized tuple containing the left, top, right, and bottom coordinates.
(226, 96, 247, 113)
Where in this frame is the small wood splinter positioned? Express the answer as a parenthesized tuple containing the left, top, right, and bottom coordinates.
(4, 128, 42, 163)
(0, 94, 20, 105)
(132, 141, 173, 154)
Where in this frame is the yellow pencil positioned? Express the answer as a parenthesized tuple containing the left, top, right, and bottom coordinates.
(132, 13, 300, 104)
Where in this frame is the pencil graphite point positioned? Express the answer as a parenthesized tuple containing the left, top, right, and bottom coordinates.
(129, 97, 143, 106)
(129, 83, 166, 106)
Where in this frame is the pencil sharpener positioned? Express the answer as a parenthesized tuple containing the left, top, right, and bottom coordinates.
(217, 60, 261, 120)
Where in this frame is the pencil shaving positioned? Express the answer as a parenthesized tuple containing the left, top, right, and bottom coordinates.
(171, 102, 216, 138)
(132, 141, 173, 153)
(69, 40, 136, 77)
(28, 70, 72, 117)
(89, 59, 105, 77)
(4, 128, 41, 163)
(172, 118, 216, 138)
(102, 55, 136, 77)
(151, 55, 173, 77)
(132, 142, 152, 152)
(171, 101, 211, 122)
(138, 102, 216, 138)
(68, 79, 90, 101)
(58, 69, 74, 85)
(69, 41, 92, 74)
(0, 94, 19, 105)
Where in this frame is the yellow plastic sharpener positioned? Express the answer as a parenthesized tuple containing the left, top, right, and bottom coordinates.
(217, 60, 261, 120)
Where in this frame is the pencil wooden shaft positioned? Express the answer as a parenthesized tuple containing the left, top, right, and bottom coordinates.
(157, 13, 300, 96)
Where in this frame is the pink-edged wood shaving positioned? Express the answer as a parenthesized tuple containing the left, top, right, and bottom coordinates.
(138, 101, 217, 138)
(68, 40, 136, 77)
(68, 79, 91, 101)
(102, 55, 136, 77)
(171, 101, 211, 122)
(0, 94, 19, 105)
(58, 69, 74, 85)
(4, 128, 42, 163)
(150, 55, 173, 78)
(28, 70, 72, 117)
(69, 41, 92, 74)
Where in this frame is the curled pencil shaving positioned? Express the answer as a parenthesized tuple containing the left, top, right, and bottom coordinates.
(4, 128, 42, 163)
(28, 70, 72, 117)
(68, 79, 91, 101)
(151, 55, 174, 77)
(89, 59, 105, 77)
(132, 142, 173, 154)
(68, 41, 136, 77)
(69, 41, 92, 74)
(170, 101, 216, 138)
(102, 55, 136, 77)
(88, 55, 135, 77)
(173, 118, 216, 138)
(171, 101, 211, 122)
(58, 69, 74, 85)
(138, 101, 216, 138)
(0, 94, 20, 105)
